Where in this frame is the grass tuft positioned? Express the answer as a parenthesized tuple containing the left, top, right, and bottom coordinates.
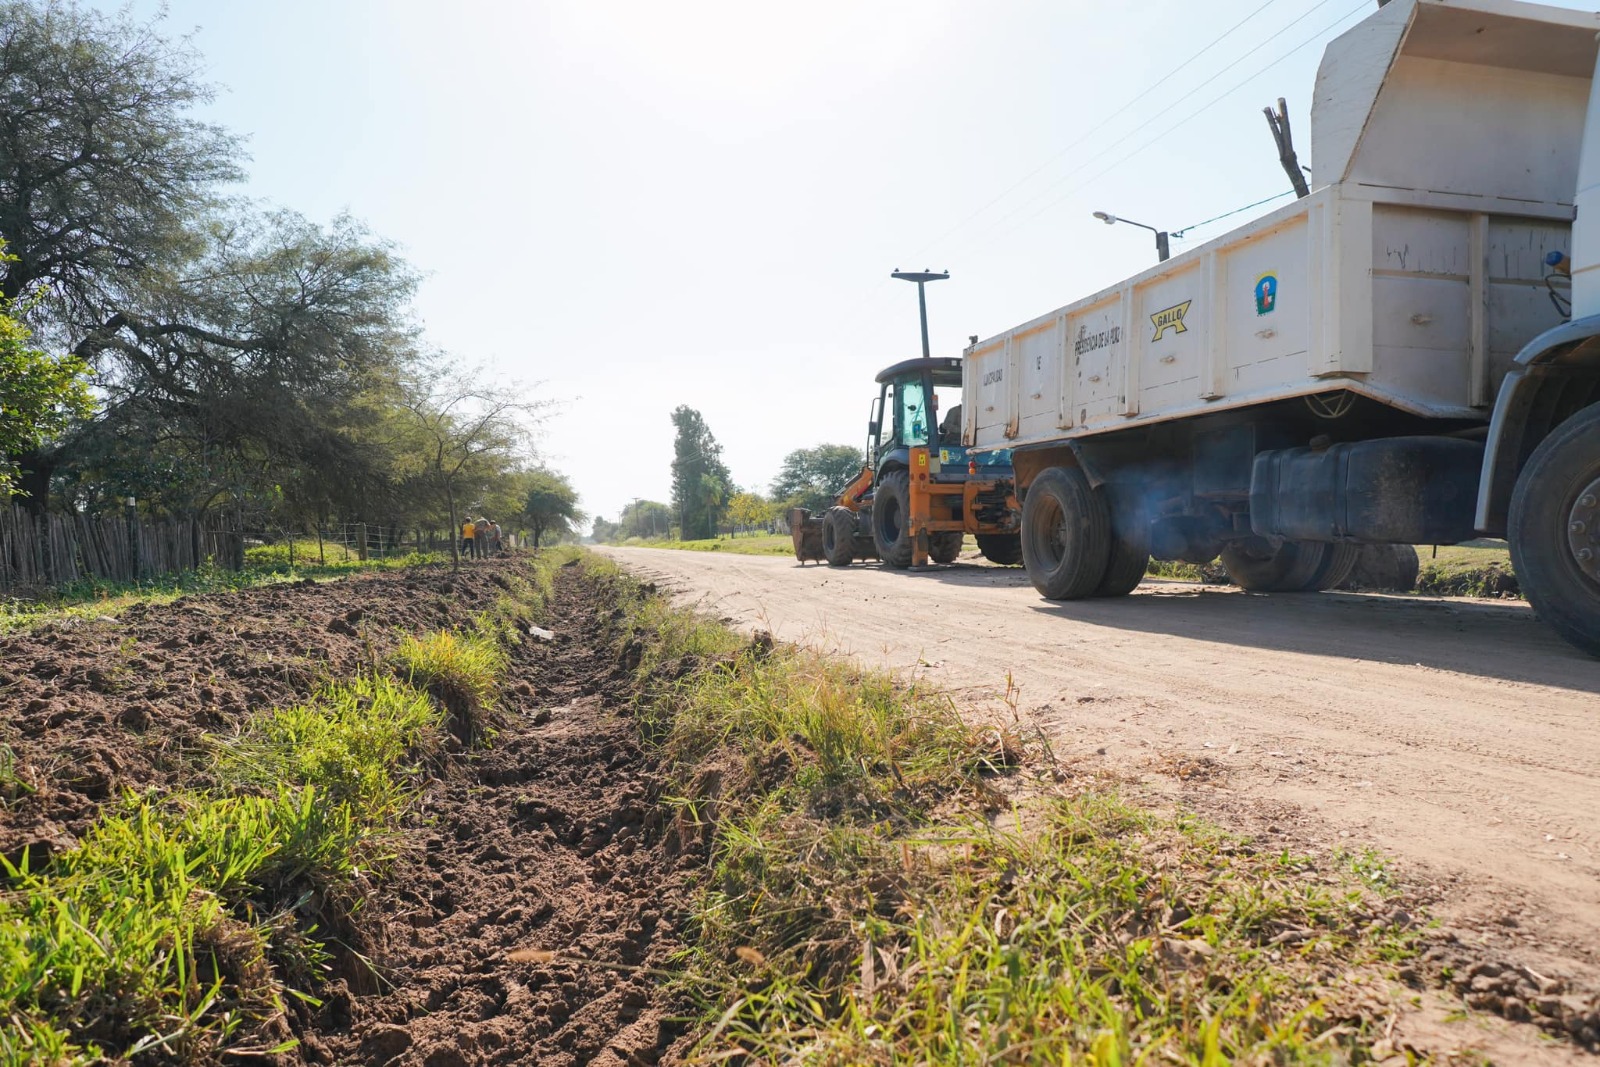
(393, 630, 507, 744)
(218, 675, 443, 818)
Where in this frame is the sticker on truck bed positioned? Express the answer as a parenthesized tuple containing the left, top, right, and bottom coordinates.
(1150, 300, 1191, 341)
(1254, 272, 1278, 316)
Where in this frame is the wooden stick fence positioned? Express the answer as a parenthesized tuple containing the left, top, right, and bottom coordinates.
(0, 507, 238, 592)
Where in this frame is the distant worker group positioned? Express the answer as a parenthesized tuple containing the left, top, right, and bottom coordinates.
(460, 516, 505, 559)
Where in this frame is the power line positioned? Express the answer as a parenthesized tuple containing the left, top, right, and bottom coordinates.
(1172, 188, 1298, 237)
(943, 0, 1350, 259)
(901, 0, 1289, 263)
(961, 0, 1371, 255)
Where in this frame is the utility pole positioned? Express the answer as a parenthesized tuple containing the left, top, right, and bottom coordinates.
(891, 270, 949, 359)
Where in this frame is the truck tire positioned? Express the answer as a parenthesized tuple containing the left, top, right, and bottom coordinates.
(930, 531, 963, 564)
(1021, 466, 1111, 600)
(1302, 542, 1361, 591)
(1338, 544, 1420, 591)
(1221, 538, 1336, 592)
(872, 470, 914, 568)
(822, 507, 857, 567)
(976, 533, 1022, 566)
(1508, 400, 1600, 657)
(1095, 522, 1150, 598)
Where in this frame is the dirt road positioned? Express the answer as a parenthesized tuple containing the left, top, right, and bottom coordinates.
(606, 547, 1600, 983)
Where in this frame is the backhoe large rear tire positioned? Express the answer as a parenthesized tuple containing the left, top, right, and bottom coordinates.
(976, 533, 1022, 566)
(822, 507, 857, 567)
(1508, 400, 1600, 658)
(872, 470, 914, 569)
(930, 531, 963, 564)
(1021, 466, 1111, 600)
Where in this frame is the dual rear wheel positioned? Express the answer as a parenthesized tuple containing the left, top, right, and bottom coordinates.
(1019, 467, 1149, 600)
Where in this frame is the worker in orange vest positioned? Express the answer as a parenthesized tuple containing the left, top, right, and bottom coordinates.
(461, 518, 476, 559)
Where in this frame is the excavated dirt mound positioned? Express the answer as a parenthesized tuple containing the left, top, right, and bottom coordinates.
(303, 565, 697, 1066)
(0, 563, 517, 869)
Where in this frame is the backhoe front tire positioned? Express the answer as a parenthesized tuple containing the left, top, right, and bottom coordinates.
(976, 533, 1022, 566)
(872, 470, 914, 569)
(1508, 400, 1600, 658)
(822, 507, 857, 567)
(1021, 466, 1110, 600)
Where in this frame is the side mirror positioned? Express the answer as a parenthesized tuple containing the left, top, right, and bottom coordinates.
(868, 420, 880, 437)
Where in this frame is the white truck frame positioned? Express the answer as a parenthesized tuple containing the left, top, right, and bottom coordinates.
(964, 0, 1600, 657)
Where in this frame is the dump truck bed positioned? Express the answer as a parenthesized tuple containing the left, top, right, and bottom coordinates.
(964, 0, 1598, 452)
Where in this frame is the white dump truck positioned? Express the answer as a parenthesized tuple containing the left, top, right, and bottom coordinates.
(964, 0, 1600, 657)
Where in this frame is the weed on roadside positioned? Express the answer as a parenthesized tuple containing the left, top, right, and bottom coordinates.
(578, 553, 1416, 1065)
(393, 630, 507, 743)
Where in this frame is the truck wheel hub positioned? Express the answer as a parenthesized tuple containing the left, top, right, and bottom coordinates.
(1570, 476, 1600, 582)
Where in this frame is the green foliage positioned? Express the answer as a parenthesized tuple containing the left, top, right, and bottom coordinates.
(670, 406, 732, 540)
(725, 490, 772, 531)
(521, 468, 584, 549)
(393, 629, 508, 742)
(574, 550, 1415, 1065)
(244, 541, 357, 566)
(770, 443, 865, 514)
(0, 286, 92, 494)
(0, 0, 241, 309)
(0, 787, 355, 1065)
(218, 676, 443, 816)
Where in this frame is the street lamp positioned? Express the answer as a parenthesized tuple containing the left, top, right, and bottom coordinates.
(1094, 211, 1170, 262)
(890, 269, 949, 360)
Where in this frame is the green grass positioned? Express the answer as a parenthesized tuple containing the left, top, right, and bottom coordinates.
(0, 674, 435, 1067)
(0, 557, 556, 1065)
(575, 552, 1417, 1065)
(616, 534, 795, 556)
(217, 676, 444, 816)
(392, 629, 508, 743)
(1415, 542, 1518, 598)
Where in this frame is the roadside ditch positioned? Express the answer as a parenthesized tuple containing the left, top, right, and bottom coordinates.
(1, 551, 1591, 1064)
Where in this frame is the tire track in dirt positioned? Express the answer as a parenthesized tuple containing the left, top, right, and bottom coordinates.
(605, 547, 1600, 988)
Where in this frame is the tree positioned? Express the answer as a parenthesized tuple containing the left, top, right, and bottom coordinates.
(617, 499, 672, 540)
(727, 490, 769, 534)
(590, 516, 620, 543)
(398, 364, 548, 568)
(770, 443, 865, 513)
(521, 470, 583, 550)
(0, 293, 90, 494)
(670, 406, 732, 540)
(0, 2, 243, 309)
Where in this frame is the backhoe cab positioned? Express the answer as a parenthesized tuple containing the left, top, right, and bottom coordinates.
(789, 358, 1021, 569)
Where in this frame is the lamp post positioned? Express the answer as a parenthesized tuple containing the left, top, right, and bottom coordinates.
(890, 269, 949, 360)
(1093, 211, 1170, 262)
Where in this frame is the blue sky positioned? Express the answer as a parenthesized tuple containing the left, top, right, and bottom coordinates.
(107, 0, 1595, 524)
